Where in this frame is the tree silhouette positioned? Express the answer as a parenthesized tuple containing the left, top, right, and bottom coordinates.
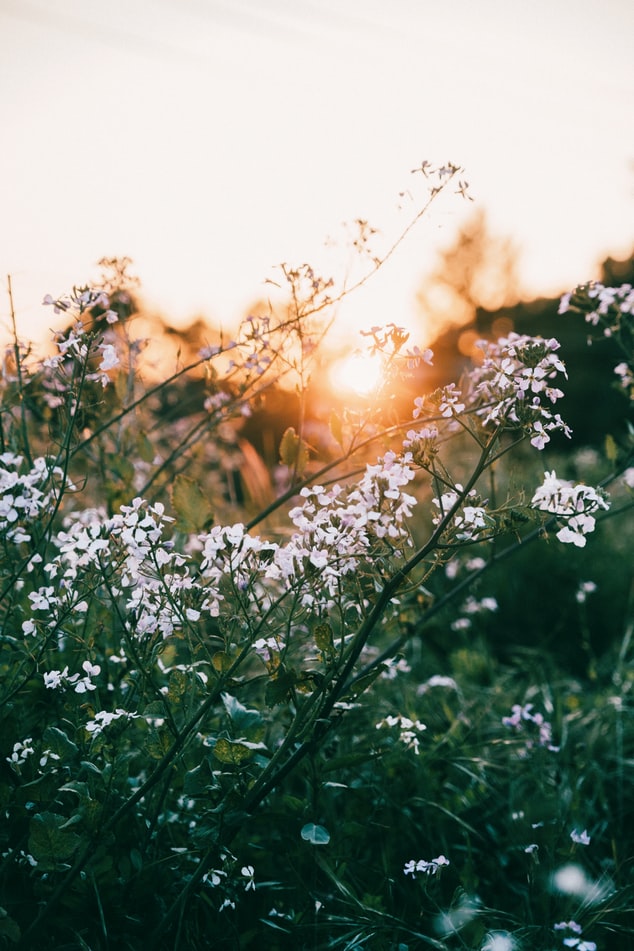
(416, 208, 520, 340)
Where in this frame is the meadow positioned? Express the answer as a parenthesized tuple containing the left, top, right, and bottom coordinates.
(1, 164, 633, 950)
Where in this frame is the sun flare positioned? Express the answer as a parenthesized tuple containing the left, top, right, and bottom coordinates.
(328, 352, 384, 397)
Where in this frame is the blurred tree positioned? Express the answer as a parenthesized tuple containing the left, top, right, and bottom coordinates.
(600, 248, 634, 286)
(416, 246, 634, 444)
(416, 208, 520, 339)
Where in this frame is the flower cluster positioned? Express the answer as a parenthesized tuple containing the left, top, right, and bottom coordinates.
(403, 423, 439, 467)
(554, 920, 596, 951)
(468, 333, 571, 448)
(559, 282, 634, 401)
(43, 288, 111, 316)
(403, 854, 450, 877)
(0, 453, 72, 547)
(376, 714, 427, 755)
(431, 484, 493, 542)
(279, 451, 417, 606)
(40, 288, 124, 390)
(43, 660, 101, 694)
(84, 708, 140, 736)
(450, 594, 498, 632)
(502, 703, 559, 752)
(226, 313, 274, 379)
(6, 738, 35, 768)
(559, 281, 634, 330)
(531, 470, 609, 547)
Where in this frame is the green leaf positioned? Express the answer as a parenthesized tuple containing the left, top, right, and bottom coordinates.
(314, 622, 334, 657)
(341, 664, 385, 701)
(145, 728, 173, 760)
(183, 759, 218, 796)
(167, 668, 188, 701)
(28, 811, 82, 869)
(15, 773, 60, 806)
(0, 907, 20, 943)
(265, 668, 298, 706)
(58, 780, 91, 803)
(42, 726, 78, 759)
(279, 427, 309, 476)
(605, 433, 618, 463)
(170, 474, 214, 533)
(221, 693, 265, 742)
(301, 822, 330, 845)
(213, 737, 257, 765)
(212, 651, 233, 673)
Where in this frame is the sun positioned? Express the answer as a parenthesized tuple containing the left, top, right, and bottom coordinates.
(328, 352, 384, 397)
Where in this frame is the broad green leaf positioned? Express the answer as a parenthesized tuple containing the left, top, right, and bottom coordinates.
(28, 811, 82, 868)
(183, 759, 218, 796)
(42, 726, 78, 759)
(0, 907, 20, 943)
(314, 622, 334, 656)
(58, 780, 91, 803)
(212, 651, 233, 673)
(341, 664, 384, 701)
(79, 760, 103, 779)
(301, 822, 330, 845)
(222, 693, 265, 742)
(15, 773, 60, 806)
(167, 668, 188, 701)
(170, 474, 214, 533)
(265, 668, 298, 706)
(145, 728, 173, 760)
(213, 737, 257, 765)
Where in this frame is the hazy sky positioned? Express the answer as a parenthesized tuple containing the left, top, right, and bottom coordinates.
(1, 0, 633, 347)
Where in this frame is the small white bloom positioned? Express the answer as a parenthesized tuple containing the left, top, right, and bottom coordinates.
(554, 921, 583, 934)
(570, 828, 591, 845)
(481, 932, 516, 951)
(575, 581, 597, 604)
(44, 669, 66, 690)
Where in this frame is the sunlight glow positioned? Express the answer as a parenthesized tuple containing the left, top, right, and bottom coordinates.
(328, 352, 384, 397)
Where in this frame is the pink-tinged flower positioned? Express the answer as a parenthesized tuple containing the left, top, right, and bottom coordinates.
(98, 343, 120, 372)
(554, 921, 583, 934)
(531, 471, 609, 546)
(570, 828, 591, 846)
(438, 383, 465, 416)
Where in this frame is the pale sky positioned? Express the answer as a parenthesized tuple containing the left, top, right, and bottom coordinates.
(1, 0, 633, 348)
